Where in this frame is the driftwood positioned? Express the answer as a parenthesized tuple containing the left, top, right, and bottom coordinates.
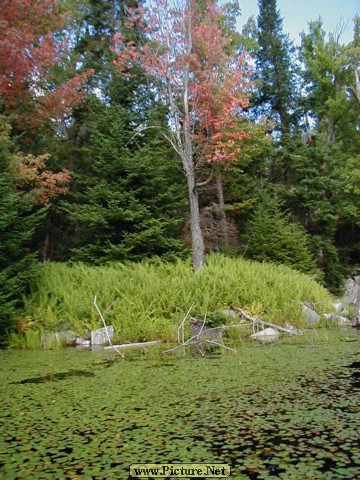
(164, 306, 241, 354)
(93, 296, 163, 357)
(233, 307, 302, 335)
(93, 295, 125, 358)
(163, 329, 236, 354)
(104, 341, 162, 350)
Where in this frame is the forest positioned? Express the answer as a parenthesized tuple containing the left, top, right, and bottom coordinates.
(0, 0, 359, 343)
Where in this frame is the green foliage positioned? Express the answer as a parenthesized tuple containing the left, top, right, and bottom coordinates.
(241, 195, 321, 279)
(0, 120, 42, 341)
(254, 0, 297, 132)
(1, 0, 359, 325)
(18, 254, 333, 345)
(60, 102, 188, 263)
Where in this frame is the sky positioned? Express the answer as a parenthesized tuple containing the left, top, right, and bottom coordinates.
(237, 0, 359, 44)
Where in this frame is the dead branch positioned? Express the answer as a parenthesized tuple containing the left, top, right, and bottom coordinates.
(104, 341, 162, 350)
(233, 307, 301, 335)
(93, 295, 125, 358)
(178, 303, 195, 343)
(205, 340, 237, 353)
(196, 167, 215, 188)
(196, 314, 207, 339)
(164, 310, 245, 353)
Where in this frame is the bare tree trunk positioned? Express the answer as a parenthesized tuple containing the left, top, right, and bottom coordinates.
(186, 169, 204, 270)
(179, 1, 204, 271)
(41, 232, 50, 262)
(353, 66, 360, 105)
(352, 279, 360, 328)
(216, 175, 229, 248)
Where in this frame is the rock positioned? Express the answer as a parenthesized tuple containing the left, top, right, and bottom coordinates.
(91, 326, 114, 345)
(42, 330, 76, 348)
(250, 327, 280, 342)
(302, 303, 321, 324)
(333, 302, 349, 316)
(75, 336, 91, 346)
(323, 313, 350, 325)
(343, 277, 360, 304)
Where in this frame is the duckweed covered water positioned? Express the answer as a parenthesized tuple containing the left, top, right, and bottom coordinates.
(1, 330, 359, 479)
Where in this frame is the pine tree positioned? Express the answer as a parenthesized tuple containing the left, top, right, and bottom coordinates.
(0, 121, 42, 342)
(59, 102, 188, 263)
(241, 194, 321, 279)
(255, 0, 296, 134)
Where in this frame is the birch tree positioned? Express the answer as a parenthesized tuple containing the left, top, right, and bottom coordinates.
(113, 0, 251, 269)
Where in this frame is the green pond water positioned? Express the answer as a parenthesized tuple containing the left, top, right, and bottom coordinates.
(0, 330, 359, 480)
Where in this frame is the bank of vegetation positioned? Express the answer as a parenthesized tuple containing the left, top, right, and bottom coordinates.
(8, 255, 336, 348)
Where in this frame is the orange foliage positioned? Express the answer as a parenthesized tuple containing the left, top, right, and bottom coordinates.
(113, 0, 252, 166)
(0, 0, 92, 128)
(12, 152, 71, 205)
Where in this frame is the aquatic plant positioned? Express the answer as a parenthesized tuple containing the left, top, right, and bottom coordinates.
(0, 330, 359, 479)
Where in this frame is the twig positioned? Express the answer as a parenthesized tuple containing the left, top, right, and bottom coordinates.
(104, 297, 119, 315)
(205, 340, 237, 353)
(93, 295, 125, 358)
(196, 314, 207, 339)
(177, 303, 195, 343)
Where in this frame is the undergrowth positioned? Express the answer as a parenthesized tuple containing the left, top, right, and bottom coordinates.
(14, 254, 335, 347)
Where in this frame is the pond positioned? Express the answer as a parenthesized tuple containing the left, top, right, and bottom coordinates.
(0, 330, 359, 480)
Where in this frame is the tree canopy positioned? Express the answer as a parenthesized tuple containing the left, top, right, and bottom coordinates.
(1, 0, 359, 340)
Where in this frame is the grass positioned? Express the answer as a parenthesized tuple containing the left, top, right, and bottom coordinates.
(13, 254, 336, 347)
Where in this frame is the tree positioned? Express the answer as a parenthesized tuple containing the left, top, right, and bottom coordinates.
(113, 0, 251, 269)
(0, 120, 43, 341)
(254, 0, 296, 134)
(241, 194, 321, 279)
(300, 18, 360, 144)
(0, 0, 92, 130)
(297, 19, 360, 284)
(60, 102, 188, 263)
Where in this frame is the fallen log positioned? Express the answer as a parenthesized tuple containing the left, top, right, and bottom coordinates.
(233, 307, 301, 335)
(104, 340, 162, 350)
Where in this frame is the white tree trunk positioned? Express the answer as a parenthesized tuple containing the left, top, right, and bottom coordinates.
(186, 166, 205, 270)
(177, 1, 205, 270)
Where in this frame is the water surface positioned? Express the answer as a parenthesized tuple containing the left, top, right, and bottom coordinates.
(1, 330, 359, 479)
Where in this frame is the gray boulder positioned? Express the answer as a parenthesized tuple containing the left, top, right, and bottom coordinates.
(91, 325, 114, 345)
(302, 303, 321, 324)
(343, 277, 360, 304)
(323, 313, 350, 325)
(250, 327, 280, 342)
(333, 302, 349, 316)
(42, 330, 76, 348)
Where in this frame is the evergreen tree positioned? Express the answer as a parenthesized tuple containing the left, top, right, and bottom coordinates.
(58, 102, 188, 263)
(241, 194, 321, 279)
(0, 121, 42, 341)
(254, 0, 296, 134)
(291, 18, 360, 284)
